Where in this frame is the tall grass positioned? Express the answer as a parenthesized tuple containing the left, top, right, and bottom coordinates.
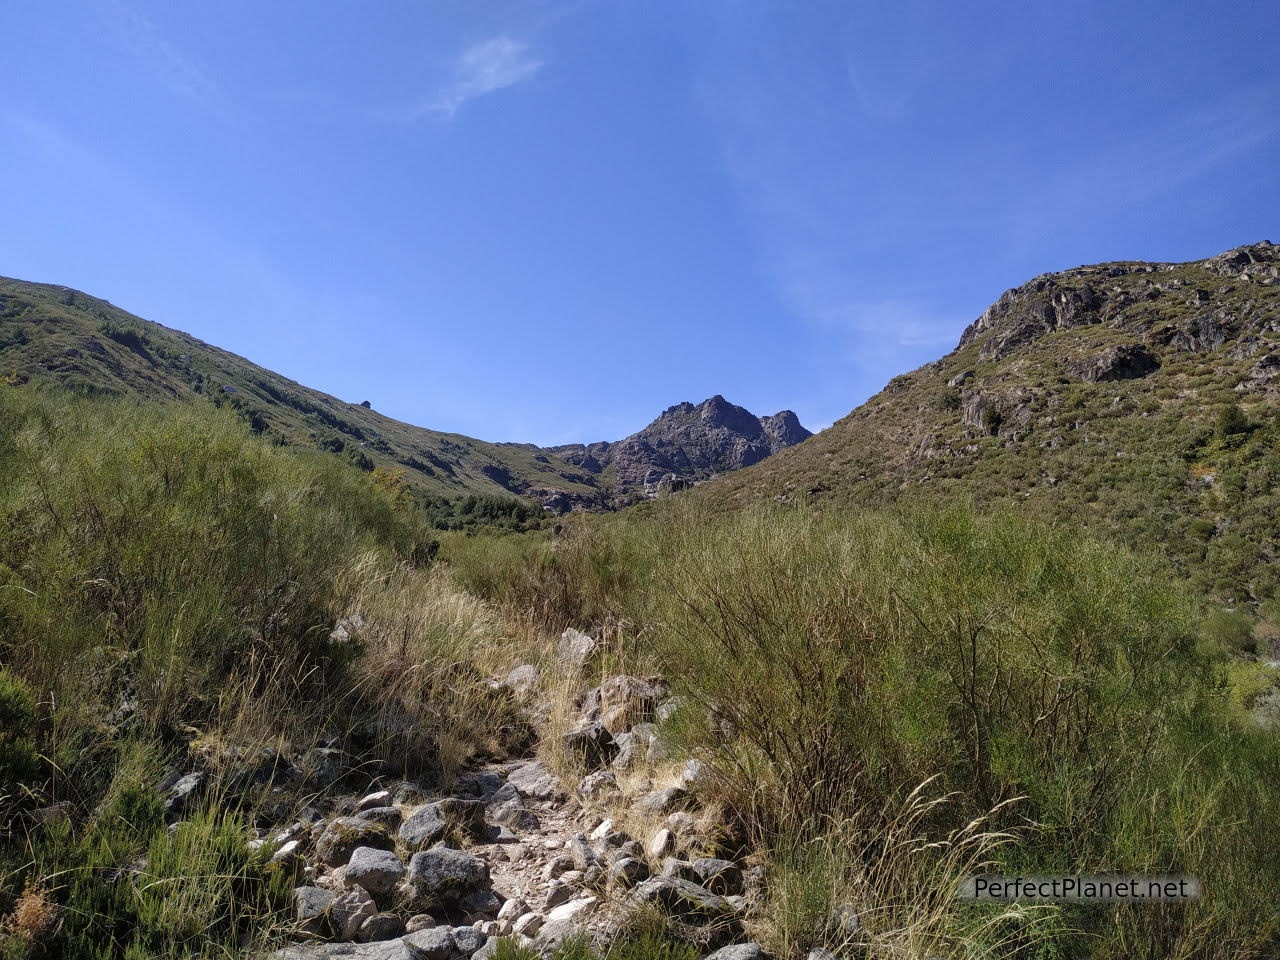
(446, 500, 1280, 958)
(0, 387, 523, 958)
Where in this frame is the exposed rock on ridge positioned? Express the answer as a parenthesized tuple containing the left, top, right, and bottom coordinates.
(549, 396, 812, 497)
(703, 241, 1280, 601)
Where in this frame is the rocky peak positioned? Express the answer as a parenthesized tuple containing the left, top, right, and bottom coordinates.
(545, 396, 812, 500)
(760, 410, 812, 450)
(957, 241, 1280, 363)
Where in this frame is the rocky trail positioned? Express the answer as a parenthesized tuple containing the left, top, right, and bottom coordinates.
(166, 630, 828, 960)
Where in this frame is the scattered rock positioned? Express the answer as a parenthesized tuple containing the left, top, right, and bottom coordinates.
(545, 880, 575, 909)
(666, 812, 696, 835)
(608, 856, 649, 888)
(316, 818, 394, 868)
(559, 629, 597, 667)
(355, 913, 406, 943)
(497, 898, 527, 922)
(268, 940, 417, 959)
(693, 858, 743, 896)
(344, 847, 405, 900)
(626, 877, 737, 923)
(655, 698, 683, 723)
(1071, 343, 1160, 382)
(357, 790, 392, 812)
(460, 888, 501, 920)
(272, 839, 302, 868)
(399, 805, 448, 851)
(331, 885, 378, 941)
(648, 829, 676, 860)
(562, 723, 617, 770)
(451, 925, 488, 957)
(828, 902, 860, 937)
(543, 855, 575, 881)
(638, 786, 691, 816)
(660, 858, 701, 884)
(393, 782, 430, 806)
(164, 772, 203, 816)
(294, 885, 336, 937)
(706, 945, 768, 960)
(581, 676, 669, 734)
(357, 806, 404, 830)
(298, 747, 349, 788)
(403, 847, 490, 912)
(489, 796, 540, 832)
(513, 912, 544, 936)
(403, 927, 457, 960)
(507, 760, 561, 800)
(545, 895, 597, 925)
(679, 759, 708, 790)
(577, 770, 619, 803)
(497, 664, 541, 699)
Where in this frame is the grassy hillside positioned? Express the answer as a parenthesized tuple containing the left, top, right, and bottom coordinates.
(706, 242, 1280, 605)
(0, 278, 602, 507)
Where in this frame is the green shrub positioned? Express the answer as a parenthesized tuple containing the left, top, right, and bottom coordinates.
(0, 670, 39, 792)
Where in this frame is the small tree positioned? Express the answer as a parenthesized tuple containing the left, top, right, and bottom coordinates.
(1218, 403, 1250, 438)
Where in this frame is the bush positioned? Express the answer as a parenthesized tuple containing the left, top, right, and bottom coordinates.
(0, 671, 39, 794)
(0, 386, 505, 957)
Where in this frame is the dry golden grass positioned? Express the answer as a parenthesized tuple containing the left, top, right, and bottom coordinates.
(6, 881, 59, 944)
(348, 558, 532, 781)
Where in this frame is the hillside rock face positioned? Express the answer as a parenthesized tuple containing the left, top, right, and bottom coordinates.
(549, 396, 812, 497)
(706, 241, 1280, 602)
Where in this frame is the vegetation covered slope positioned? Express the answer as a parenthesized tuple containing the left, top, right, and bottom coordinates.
(708, 242, 1280, 603)
(0, 278, 603, 506)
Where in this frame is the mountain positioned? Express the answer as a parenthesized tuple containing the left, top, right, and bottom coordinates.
(706, 241, 1280, 602)
(548, 395, 812, 500)
(0, 277, 807, 512)
(0, 277, 610, 506)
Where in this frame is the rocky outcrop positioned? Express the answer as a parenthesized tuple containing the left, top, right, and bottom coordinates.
(958, 241, 1279, 364)
(1070, 343, 1159, 382)
(548, 396, 812, 498)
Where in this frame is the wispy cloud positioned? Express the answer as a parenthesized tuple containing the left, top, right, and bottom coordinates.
(97, 0, 214, 100)
(419, 36, 543, 119)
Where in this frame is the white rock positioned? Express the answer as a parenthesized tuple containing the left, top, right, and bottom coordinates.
(497, 897, 527, 921)
(545, 896, 597, 924)
(271, 839, 301, 864)
(589, 818, 614, 841)
(512, 912, 544, 936)
(358, 790, 392, 812)
(647, 828, 676, 859)
(559, 628, 597, 666)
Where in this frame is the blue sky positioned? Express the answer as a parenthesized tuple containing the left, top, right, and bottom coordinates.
(2, 1, 1276, 444)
